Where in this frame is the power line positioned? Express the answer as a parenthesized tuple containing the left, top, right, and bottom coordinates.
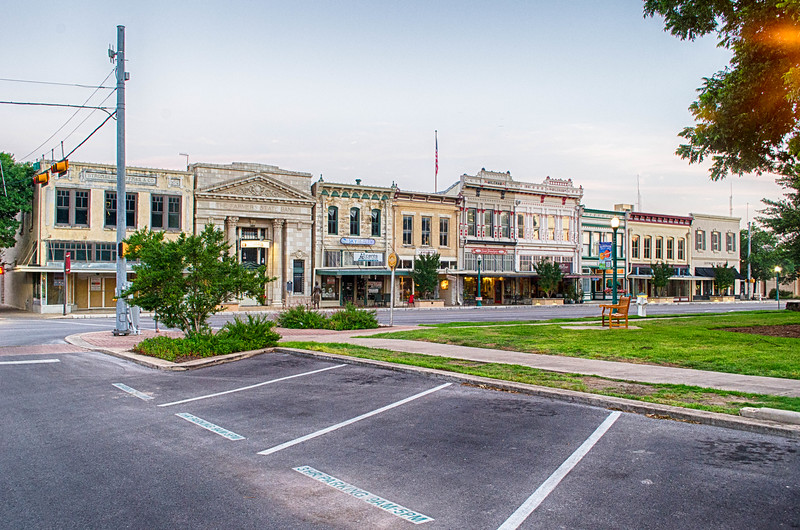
(64, 111, 117, 160)
(0, 101, 113, 113)
(0, 77, 114, 90)
(20, 68, 117, 161)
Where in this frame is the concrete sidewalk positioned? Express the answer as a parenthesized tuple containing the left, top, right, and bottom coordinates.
(67, 325, 800, 398)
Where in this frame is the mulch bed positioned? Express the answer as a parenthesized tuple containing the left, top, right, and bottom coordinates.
(725, 324, 800, 339)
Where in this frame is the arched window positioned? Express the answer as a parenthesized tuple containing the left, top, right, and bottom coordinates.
(327, 206, 338, 234)
(350, 207, 360, 236)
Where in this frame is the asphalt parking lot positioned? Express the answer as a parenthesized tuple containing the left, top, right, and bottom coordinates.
(2, 349, 799, 529)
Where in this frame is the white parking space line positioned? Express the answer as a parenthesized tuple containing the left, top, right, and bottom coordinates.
(113, 383, 154, 401)
(258, 383, 451, 456)
(175, 412, 245, 440)
(295, 465, 434, 524)
(0, 359, 60, 365)
(497, 411, 622, 530)
(158, 364, 347, 407)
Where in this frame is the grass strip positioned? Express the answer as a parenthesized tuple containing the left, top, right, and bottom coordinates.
(281, 341, 800, 415)
(370, 312, 800, 379)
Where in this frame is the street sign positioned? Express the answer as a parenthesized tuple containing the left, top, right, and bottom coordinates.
(387, 252, 398, 270)
(65, 252, 71, 274)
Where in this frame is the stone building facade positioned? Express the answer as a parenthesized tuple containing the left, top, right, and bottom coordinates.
(192, 162, 315, 307)
(689, 213, 741, 297)
(3, 161, 193, 312)
(311, 178, 395, 307)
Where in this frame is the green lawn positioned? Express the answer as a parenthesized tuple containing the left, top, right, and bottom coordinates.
(367, 311, 800, 379)
(280, 341, 800, 415)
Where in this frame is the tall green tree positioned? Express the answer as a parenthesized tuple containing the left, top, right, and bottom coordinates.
(651, 262, 673, 297)
(759, 175, 800, 280)
(121, 224, 274, 335)
(713, 264, 736, 294)
(534, 258, 563, 298)
(644, 1, 800, 181)
(0, 153, 35, 249)
(410, 253, 440, 300)
(740, 222, 782, 283)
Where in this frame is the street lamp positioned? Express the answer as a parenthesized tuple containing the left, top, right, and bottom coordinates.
(775, 265, 782, 309)
(476, 257, 482, 307)
(610, 216, 620, 305)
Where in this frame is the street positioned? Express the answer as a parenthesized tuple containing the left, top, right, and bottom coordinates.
(1, 339, 798, 528)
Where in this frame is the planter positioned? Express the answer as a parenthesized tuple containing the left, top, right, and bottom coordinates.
(649, 297, 673, 304)
(531, 298, 564, 306)
(218, 303, 239, 311)
(414, 300, 445, 308)
(709, 296, 735, 303)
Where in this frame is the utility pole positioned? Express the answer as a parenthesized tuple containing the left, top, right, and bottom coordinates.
(113, 25, 130, 336)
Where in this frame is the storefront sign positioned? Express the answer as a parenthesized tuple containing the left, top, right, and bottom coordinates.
(241, 240, 271, 248)
(472, 248, 507, 255)
(90, 277, 102, 291)
(354, 252, 383, 263)
(341, 237, 375, 245)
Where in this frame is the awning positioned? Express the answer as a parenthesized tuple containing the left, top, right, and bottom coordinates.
(315, 268, 409, 276)
(695, 267, 746, 280)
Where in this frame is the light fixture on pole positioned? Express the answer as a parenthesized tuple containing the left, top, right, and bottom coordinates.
(610, 216, 620, 305)
(775, 265, 782, 309)
(179, 152, 189, 168)
(476, 257, 482, 307)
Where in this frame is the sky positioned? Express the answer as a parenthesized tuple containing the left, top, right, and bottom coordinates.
(0, 0, 786, 223)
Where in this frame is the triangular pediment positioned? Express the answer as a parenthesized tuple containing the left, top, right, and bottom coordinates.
(197, 173, 313, 202)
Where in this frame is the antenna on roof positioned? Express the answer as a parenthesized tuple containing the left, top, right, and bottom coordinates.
(636, 174, 641, 211)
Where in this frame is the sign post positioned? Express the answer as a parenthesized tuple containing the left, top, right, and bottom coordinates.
(388, 252, 398, 326)
(63, 252, 71, 315)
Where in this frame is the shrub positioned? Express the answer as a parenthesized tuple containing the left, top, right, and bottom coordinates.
(768, 289, 796, 299)
(276, 305, 329, 329)
(134, 314, 280, 361)
(327, 303, 379, 330)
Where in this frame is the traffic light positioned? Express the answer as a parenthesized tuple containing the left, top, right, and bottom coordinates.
(33, 172, 50, 185)
(50, 159, 69, 175)
(0, 265, 4, 275)
(118, 242, 129, 257)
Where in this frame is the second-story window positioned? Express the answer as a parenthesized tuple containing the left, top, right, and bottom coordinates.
(403, 215, 413, 245)
(105, 191, 137, 228)
(349, 207, 360, 236)
(371, 209, 381, 237)
(327, 206, 338, 234)
(726, 232, 736, 252)
(667, 237, 674, 260)
(517, 213, 524, 239)
(532, 215, 540, 239)
(643, 236, 651, 259)
(678, 237, 686, 260)
(467, 208, 477, 236)
(484, 210, 494, 237)
(151, 195, 181, 230)
(655, 236, 663, 260)
(500, 212, 510, 238)
(695, 229, 706, 250)
(56, 189, 90, 227)
(421, 216, 432, 246)
(712, 231, 721, 251)
(562, 215, 570, 241)
(439, 217, 449, 247)
(631, 234, 640, 259)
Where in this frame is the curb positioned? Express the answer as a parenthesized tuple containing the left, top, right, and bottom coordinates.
(65, 333, 270, 371)
(275, 347, 800, 440)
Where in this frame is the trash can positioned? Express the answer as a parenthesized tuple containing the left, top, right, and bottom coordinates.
(636, 294, 648, 317)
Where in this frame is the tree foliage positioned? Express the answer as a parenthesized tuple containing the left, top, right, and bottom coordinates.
(534, 258, 563, 298)
(410, 253, 440, 300)
(0, 153, 35, 249)
(713, 264, 736, 294)
(759, 175, 800, 280)
(651, 261, 674, 297)
(740, 222, 782, 282)
(121, 224, 274, 335)
(644, 1, 800, 180)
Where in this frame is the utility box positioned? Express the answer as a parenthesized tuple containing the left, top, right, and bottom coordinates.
(636, 295, 648, 317)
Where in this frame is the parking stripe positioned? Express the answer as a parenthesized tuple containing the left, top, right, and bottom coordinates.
(0, 359, 60, 365)
(497, 411, 622, 530)
(175, 413, 245, 440)
(294, 465, 434, 524)
(113, 383, 154, 401)
(258, 383, 451, 456)
(158, 364, 347, 407)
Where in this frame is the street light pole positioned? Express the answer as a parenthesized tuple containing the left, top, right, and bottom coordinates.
(611, 216, 620, 305)
(775, 265, 782, 309)
(476, 258, 482, 307)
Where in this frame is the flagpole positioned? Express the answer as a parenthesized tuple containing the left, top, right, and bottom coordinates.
(434, 130, 438, 193)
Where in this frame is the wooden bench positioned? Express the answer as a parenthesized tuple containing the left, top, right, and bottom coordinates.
(600, 296, 631, 329)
